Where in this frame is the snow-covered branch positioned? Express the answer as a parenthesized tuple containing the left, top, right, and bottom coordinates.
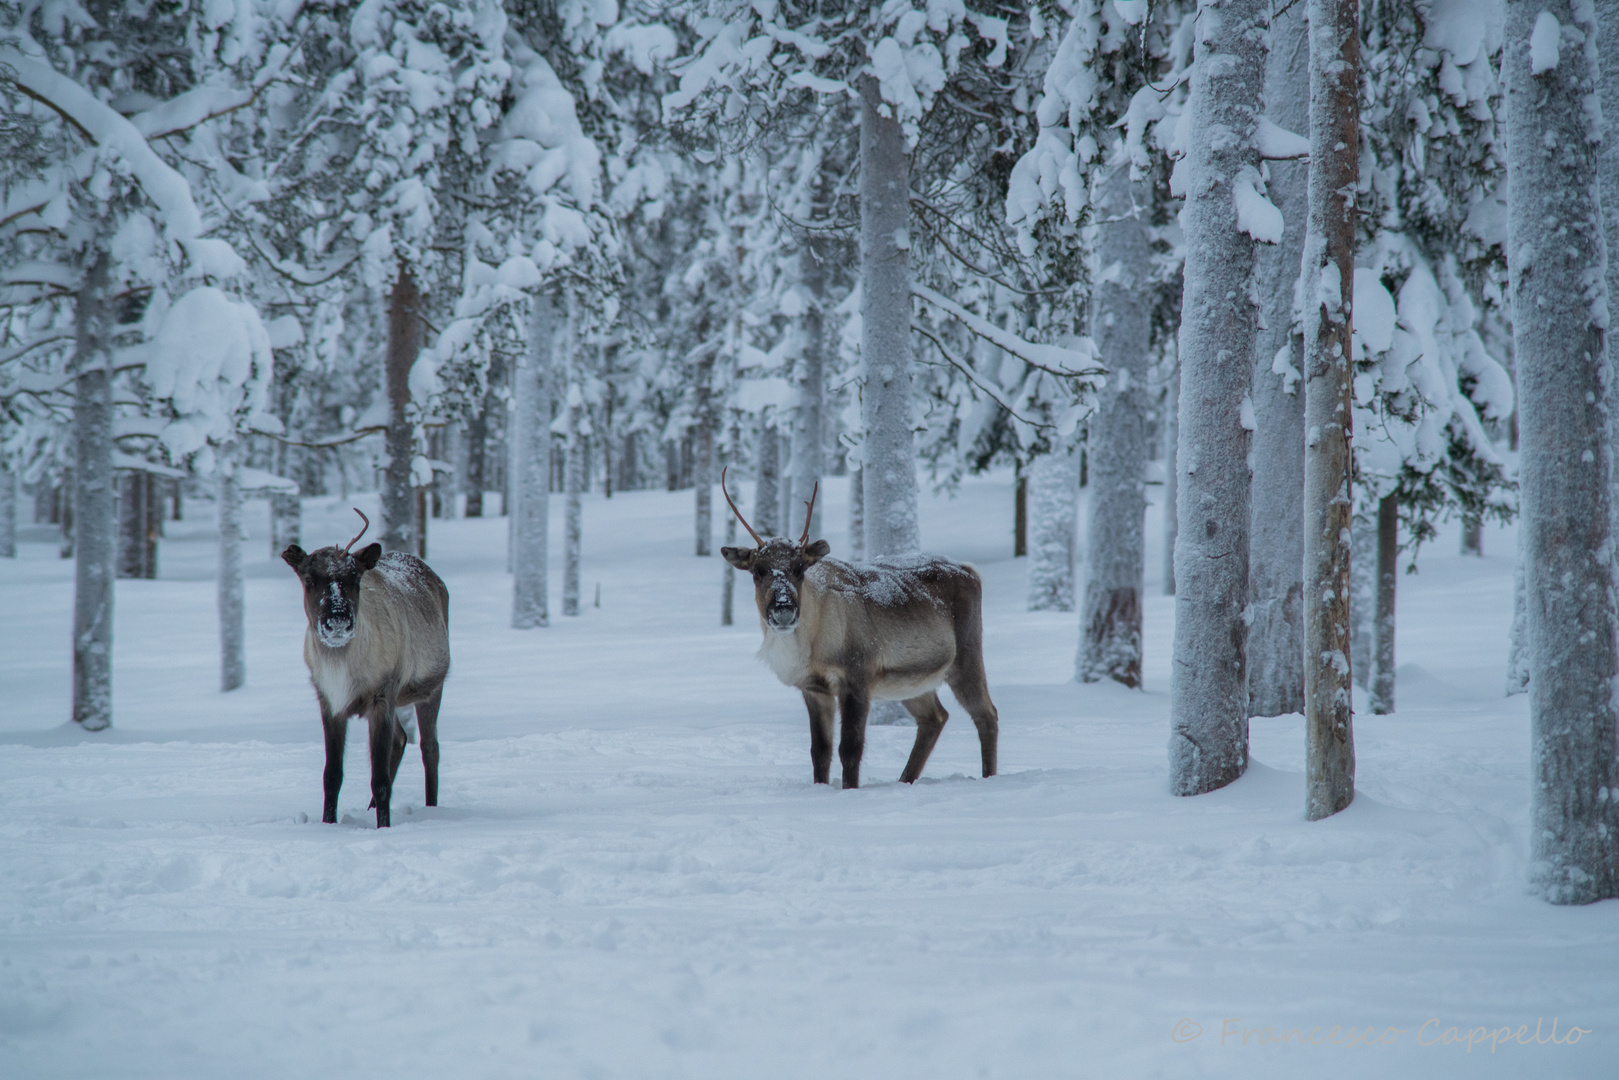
(912, 283, 1101, 378)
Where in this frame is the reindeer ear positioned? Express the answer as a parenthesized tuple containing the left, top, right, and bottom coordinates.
(355, 543, 383, 571)
(802, 539, 830, 564)
(721, 546, 757, 571)
(281, 545, 307, 573)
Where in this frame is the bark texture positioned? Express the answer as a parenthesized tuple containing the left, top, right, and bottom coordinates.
(1168, 0, 1267, 795)
(791, 181, 829, 545)
(848, 463, 865, 561)
(1302, 0, 1359, 821)
(1079, 155, 1153, 683)
(859, 74, 920, 558)
(217, 458, 245, 693)
(511, 293, 555, 629)
(0, 460, 15, 557)
(1247, 0, 1310, 718)
(1506, 0, 1619, 903)
(382, 263, 423, 553)
(1027, 442, 1079, 612)
(73, 250, 115, 730)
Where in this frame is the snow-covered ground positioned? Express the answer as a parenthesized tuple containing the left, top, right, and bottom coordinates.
(1, 475, 1613, 1079)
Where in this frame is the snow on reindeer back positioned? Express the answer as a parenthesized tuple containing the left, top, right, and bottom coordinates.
(813, 555, 971, 610)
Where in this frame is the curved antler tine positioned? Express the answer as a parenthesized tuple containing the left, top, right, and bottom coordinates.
(798, 481, 819, 547)
(343, 508, 370, 554)
(720, 466, 765, 547)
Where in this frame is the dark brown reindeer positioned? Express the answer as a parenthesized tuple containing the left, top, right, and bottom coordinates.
(282, 510, 450, 828)
(720, 470, 999, 788)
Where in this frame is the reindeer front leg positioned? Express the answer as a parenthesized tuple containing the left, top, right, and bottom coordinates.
(321, 706, 348, 824)
(365, 697, 404, 828)
(838, 690, 870, 790)
(802, 690, 836, 784)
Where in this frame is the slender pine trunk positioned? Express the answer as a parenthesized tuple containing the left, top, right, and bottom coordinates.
(722, 487, 737, 625)
(382, 262, 423, 553)
(1247, 0, 1310, 717)
(563, 391, 583, 617)
(791, 167, 829, 544)
(1302, 0, 1360, 821)
(755, 413, 780, 537)
(464, 396, 488, 518)
(1370, 493, 1397, 715)
(848, 463, 865, 561)
(511, 293, 555, 629)
(1460, 515, 1483, 556)
(694, 349, 715, 557)
(859, 74, 920, 558)
(1080, 153, 1153, 684)
(1028, 441, 1079, 612)
(218, 454, 245, 693)
(1168, 0, 1268, 795)
(1, 456, 18, 557)
(1507, 0, 1619, 903)
(1162, 367, 1178, 596)
(72, 249, 115, 730)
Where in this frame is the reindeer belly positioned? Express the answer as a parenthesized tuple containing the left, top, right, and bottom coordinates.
(869, 665, 951, 701)
(868, 637, 955, 701)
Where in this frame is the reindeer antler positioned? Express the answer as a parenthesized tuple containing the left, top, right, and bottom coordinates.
(343, 508, 371, 554)
(798, 481, 819, 547)
(720, 466, 764, 547)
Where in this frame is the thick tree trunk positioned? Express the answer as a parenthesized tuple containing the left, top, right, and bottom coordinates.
(1302, 0, 1360, 821)
(117, 471, 157, 579)
(1162, 368, 1178, 595)
(511, 293, 555, 629)
(381, 262, 423, 553)
(1168, 0, 1268, 796)
(859, 74, 920, 558)
(1080, 154, 1153, 685)
(754, 413, 780, 537)
(1027, 441, 1079, 612)
(563, 392, 583, 617)
(217, 456, 245, 693)
(72, 251, 115, 730)
(1600, 0, 1619, 549)
(1507, 0, 1619, 903)
(1247, 0, 1310, 718)
(1370, 493, 1397, 715)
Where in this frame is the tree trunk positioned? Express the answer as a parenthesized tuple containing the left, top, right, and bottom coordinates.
(859, 74, 920, 559)
(511, 292, 555, 629)
(381, 262, 423, 553)
(1162, 368, 1177, 595)
(1350, 502, 1375, 689)
(1506, 0, 1619, 904)
(217, 456, 245, 693)
(1080, 153, 1154, 686)
(1460, 514, 1483, 556)
(1013, 472, 1027, 557)
(1302, 0, 1360, 821)
(1168, 0, 1268, 796)
(722, 485, 737, 625)
(1370, 492, 1397, 715)
(1507, 550, 1530, 695)
(464, 395, 489, 517)
(1600, 0, 1619, 553)
(1027, 441, 1079, 612)
(563, 391, 583, 617)
(73, 251, 115, 730)
(0, 457, 16, 557)
(693, 350, 715, 557)
(754, 412, 780, 537)
(791, 172, 829, 545)
(1247, 0, 1310, 718)
(848, 463, 865, 561)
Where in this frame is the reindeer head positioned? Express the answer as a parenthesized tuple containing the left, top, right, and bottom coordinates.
(281, 509, 382, 648)
(720, 469, 829, 634)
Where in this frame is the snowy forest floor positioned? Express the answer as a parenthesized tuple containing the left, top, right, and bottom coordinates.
(1, 474, 1614, 1079)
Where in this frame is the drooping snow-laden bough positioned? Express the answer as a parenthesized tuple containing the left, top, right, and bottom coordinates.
(282, 510, 450, 828)
(719, 470, 1000, 789)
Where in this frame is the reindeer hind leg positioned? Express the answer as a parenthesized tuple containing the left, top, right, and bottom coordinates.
(416, 684, 443, 807)
(947, 661, 999, 779)
(898, 692, 949, 784)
